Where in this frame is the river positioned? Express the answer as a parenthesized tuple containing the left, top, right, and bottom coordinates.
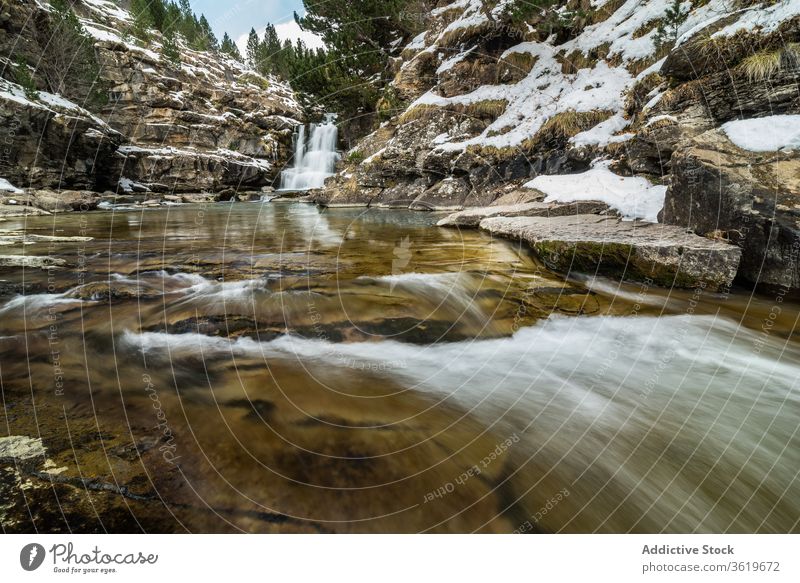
(0, 202, 798, 533)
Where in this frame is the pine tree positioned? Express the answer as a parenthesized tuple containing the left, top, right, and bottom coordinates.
(162, 25, 181, 66)
(177, 0, 199, 44)
(164, 2, 182, 33)
(246, 28, 260, 69)
(14, 58, 38, 100)
(41, 0, 107, 106)
(293, 0, 417, 118)
(130, 0, 155, 41)
(197, 15, 218, 51)
(220, 33, 242, 61)
(654, 0, 689, 50)
(149, 0, 167, 31)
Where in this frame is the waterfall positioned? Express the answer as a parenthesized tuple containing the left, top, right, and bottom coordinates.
(280, 115, 340, 191)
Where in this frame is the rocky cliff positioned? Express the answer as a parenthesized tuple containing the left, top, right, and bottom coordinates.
(0, 0, 303, 196)
(318, 0, 800, 293)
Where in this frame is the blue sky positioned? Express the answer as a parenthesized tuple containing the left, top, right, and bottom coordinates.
(187, 1, 322, 50)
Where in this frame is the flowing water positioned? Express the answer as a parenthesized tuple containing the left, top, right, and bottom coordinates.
(279, 116, 340, 191)
(0, 202, 799, 533)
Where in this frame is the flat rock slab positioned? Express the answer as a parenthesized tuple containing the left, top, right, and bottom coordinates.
(437, 200, 612, 227)
(479, 215, 742, 291)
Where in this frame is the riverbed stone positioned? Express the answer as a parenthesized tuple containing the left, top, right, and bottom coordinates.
(479, 215, 742, 291)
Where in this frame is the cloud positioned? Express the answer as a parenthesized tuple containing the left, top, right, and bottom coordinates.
(236, 18, 324, 56)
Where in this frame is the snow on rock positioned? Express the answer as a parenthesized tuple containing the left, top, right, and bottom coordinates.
(437, 46, 476, 74)
(570, 113, 633, 147)
(118, 177, 149, 193)
(525, 161, 667, 223)
(414, 52, 633, 153)
(721, 115, 800, 152)
(0, 178, 24, 193)
(712, 0, 800, 38)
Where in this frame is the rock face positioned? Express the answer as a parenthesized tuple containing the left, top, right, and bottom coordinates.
(0, 0, 302, 194)
(316, 0, 800, 290)
(480, 215, 742, 292)
(0, 81, 122, 191)
(662, 129, 800, 293)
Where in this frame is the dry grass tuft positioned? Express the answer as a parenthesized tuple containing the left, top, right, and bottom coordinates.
(497, 51, 538, 82)
(624, 72, 665, 117)
(397, 99, 508, 124)
(737, 43, 800, 81)
(533, 109, 614, 145)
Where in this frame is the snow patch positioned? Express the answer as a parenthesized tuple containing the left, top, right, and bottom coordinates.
(0, 178, 23, 194)
(524, 160, 667, 222)
(721, 115, 800, 152)
(570, 113, 633, 147)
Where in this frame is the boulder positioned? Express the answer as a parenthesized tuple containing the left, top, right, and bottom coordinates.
(0, 93, 121, 191)
(410, 176, 471, 211)
(479, 215, 741, 291)
(438, 200, 612, 227)
(0, 255, 67, 269)
(32, 190, 100, 212)
(371, 179, 430, 208)
(662, 128, 800, 293)
(313, 175, 383, 207)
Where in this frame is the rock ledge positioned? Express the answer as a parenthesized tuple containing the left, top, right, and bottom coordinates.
(479, 215, 742, 291)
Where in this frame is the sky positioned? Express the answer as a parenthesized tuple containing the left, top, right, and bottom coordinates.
(187, 0, 324, 52)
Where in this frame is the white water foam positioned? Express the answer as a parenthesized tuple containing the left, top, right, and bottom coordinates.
(120, 313, 800, 530)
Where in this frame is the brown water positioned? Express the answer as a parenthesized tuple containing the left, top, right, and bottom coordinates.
(1, 202, 799, 533)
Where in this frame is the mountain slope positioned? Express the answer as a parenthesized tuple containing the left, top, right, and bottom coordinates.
(318, 0, 800, 292)
(0, 0, 303, 195)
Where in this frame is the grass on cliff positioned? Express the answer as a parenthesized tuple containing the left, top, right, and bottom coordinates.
(398, 99, 508, 124)
(525, 109, 614, 149)
(737, 43, 800, 82)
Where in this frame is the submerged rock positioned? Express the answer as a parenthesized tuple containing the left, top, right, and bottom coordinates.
(480, 215, 741, 291)
(0, 436, 45, 462)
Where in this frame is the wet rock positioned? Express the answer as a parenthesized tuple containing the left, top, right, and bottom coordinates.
(410, 176, 471, 211)
(0, 255, 67, 269)
(180, 193, 216, 204)
(314, 176, 383, 207)
(480, 214, 742, 291)
(214, 189, 236, 202)
(0, 205, 51, 218)
(65, 281, 162, 301)
(371, 178, 430, 208)
(663, 128, 800, 293)
(0, 233, 93, 245)
(438, 200, 612, 228)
